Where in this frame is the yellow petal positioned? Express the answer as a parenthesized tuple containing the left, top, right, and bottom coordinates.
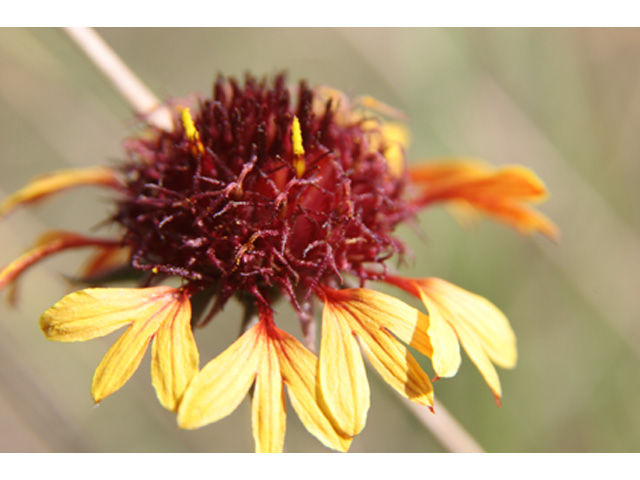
(449, 316, 502, 398)
(151, 294, 198, 412)
(252, 338, 286, 453)
(380, 122, 410, 177)
(0, 167, 121, 218)
(418, 289, 462, 378)
(178, 323, 265, 430)
(276, 328, 352, 452)
(40, 286, 179, 342)
(323, 289, 433, 408)
(354, 318, 433, 407)
(415, 278, 517, 397)
(324, 288, 431, 357)
(319, 300, 370, 436)
(92, 307, 171, 403)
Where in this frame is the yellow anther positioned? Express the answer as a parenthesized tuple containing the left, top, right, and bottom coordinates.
(291, 116, 306, 178)
(291, 116, 305, 157)
(182, 108, 198, 140)
(181, 108, 204, 154)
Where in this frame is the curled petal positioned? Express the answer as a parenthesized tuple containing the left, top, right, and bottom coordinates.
(252, 339, 286, 453)
(0, 166, 122, 218)
(151, 294, 198, 412)
(0, 232, 119, 292)
(414, 278, 517, 398)
(276, 328, 352, 452)
(40, 286, 179, 342)
(178, 323, 265, 430)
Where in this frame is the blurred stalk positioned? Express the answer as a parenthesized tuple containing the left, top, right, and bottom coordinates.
(63, 27, 173, 130)
(401, 396, 484, 453)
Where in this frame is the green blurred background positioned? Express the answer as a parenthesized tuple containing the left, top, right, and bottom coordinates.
(0, 28, 638, 452)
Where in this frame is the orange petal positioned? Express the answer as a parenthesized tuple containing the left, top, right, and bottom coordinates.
(151, 293, 198, 412)
(409, 158, 489, 185)
(252, 336, 286, 453)
(410, 160, 558, 240)
(0, 167, 122, 218)
(178, 322, 265, 430)
(276, 327, 352, 452)
(0, 231, 119, 292)
(79, 245, 131, 281)
(471, 201, 560, 241)
(465, 166, 548, 202)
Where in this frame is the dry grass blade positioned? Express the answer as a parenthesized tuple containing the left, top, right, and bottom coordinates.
(63, 27, 173, 131)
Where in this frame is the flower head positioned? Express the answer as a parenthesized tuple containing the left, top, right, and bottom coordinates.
(0, 73, 556, 452)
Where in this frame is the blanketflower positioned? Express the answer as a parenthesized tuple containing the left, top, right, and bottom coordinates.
(0, 73, 556, 452)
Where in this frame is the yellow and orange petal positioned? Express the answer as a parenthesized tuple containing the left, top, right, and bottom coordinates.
(388, 275, 516, 401)
(410, 159, 559, 240)
(318, 287, 434, 437)
(40, 286, 198, 409)
(178, 316, 351, 453)
(0, 166, 122, 218)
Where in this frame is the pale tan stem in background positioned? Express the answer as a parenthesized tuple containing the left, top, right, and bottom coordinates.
(402, 396, 484, 452)
(63, 27, 174, 131)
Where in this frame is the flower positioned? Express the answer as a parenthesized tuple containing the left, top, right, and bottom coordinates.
(0, 73, 556, 452)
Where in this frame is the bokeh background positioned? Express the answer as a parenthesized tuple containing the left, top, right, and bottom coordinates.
(0, 27, 639, 452)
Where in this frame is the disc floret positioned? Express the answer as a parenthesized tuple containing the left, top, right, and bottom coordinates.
(116, 74, 412, 312)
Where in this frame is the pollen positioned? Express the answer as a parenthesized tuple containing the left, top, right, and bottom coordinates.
(181, 107, 204, 154)
(291, 116, 306, 178)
